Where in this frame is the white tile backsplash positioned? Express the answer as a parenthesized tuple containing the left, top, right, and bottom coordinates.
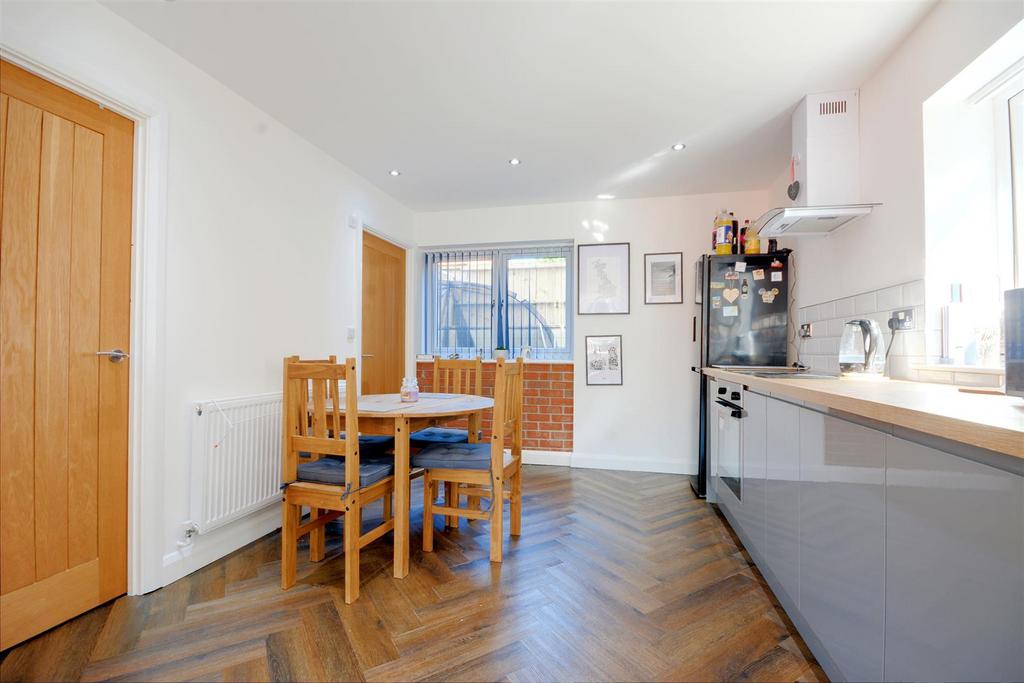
(901, 280, 925, 307)
(876, 285, 902, 311)
(798, 279, 926, 380)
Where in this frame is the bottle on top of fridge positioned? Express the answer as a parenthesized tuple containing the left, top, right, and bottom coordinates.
(730, 212, 739, 254)
(714, 209, 733, 255)
(743, 219, 760, 254)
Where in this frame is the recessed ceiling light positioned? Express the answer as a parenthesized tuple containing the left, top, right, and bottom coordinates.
(388, 169, 401, 177)
(672, 143, 686, 151)
(596, 194, 615, 200)
(508, 158, 521, 166)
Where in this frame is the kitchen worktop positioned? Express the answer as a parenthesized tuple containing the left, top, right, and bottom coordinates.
(703, 368, 1024, 459)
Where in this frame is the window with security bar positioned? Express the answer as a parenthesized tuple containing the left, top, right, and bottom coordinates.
(423, 243, 573, 360)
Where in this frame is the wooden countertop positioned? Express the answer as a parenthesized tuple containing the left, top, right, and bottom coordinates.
(703, 368, 1024, 459)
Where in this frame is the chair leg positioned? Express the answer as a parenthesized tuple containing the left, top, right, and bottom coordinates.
(510, 466, 522, 537)
(343, 500, 360, 604)
(281, 501, 299, 590)
(382, 493, 392, 522)
(445, 481, 457, 528)
(489, 476, 504, 563)
(423, 471, 434, 552)
(309, 507, 326, 562)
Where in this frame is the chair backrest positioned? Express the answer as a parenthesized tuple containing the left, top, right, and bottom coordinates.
(490, 357, 524, 466)
(433, 356, 483, 395)
(281, 356, 360, 487)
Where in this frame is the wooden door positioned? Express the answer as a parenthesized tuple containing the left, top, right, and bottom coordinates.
(361, 231, 405, 394)
(0, 61, 133, 649)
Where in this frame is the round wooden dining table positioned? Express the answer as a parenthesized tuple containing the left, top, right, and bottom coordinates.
(344, 392, 493, 578)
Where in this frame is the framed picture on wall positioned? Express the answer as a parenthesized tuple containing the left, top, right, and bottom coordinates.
(585, 335, 623, 385)
(644, 252, 683, 304)
(578, 243, 630, 314)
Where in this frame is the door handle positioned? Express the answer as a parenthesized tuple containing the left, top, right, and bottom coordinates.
(361, 354, 375, 358)
(96, 349, 129, 363)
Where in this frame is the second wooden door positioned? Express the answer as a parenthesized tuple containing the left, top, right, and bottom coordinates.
(0, 61, 133, 649)
(361, 231, 405, 394)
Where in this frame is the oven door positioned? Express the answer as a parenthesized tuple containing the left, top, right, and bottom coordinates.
(715, 396, 744, 500)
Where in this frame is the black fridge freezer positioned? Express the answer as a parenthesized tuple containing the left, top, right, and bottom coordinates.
(691, 250, 792, 498)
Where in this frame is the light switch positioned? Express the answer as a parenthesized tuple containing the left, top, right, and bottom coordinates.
(346, 326, 356, 341)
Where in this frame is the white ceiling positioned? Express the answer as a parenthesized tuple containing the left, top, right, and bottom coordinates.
(103, 0, 934, 211)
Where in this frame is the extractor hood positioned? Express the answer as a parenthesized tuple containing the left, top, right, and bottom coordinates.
(755, 203, 879, 237)
(756, 90, 879, 238)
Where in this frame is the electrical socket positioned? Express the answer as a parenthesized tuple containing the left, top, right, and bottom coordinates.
(799, 323, 813, 338)
(889, 308, 914, 331)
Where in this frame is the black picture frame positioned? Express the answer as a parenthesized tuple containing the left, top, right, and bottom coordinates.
(643, 251, 684, 305)
(577, 242, 630, 315)
(585, 335, 623, 386)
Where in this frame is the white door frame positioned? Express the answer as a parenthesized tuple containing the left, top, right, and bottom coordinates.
(0, 44, 168, 595)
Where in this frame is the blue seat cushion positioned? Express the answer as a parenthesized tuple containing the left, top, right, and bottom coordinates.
(296, 458, 393, 486)
(409, 427, 482, 448)
(340, 433, 394, 455)
(411, 443, 513, 471)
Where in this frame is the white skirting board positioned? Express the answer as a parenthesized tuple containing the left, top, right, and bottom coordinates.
(521, 450, 572, 467)
(523, 449, 694, 474)
(569, 452, 696, 475)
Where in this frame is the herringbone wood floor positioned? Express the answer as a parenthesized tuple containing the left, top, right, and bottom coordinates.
(1, 467, 826, 682)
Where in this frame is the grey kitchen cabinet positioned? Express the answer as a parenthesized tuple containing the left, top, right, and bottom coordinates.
(884, 435, 1024, 682)
(764, 396, 801, 608)
(799, 408, 885, 683)
(740, 390, 767, 561)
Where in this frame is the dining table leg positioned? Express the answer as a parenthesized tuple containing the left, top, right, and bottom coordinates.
(393, 416, 411, 578)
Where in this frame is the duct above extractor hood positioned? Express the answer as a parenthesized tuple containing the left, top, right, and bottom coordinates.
(756, 90, 879, 238)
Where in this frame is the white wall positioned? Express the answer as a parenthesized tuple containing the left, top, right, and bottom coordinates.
(415, 191, 773, 473)
(0, 1, 416, 591)
(793, 0, 1023, 308)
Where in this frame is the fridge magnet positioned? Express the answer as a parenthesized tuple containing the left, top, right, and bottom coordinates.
(770, 258, 784, 269)
(578, 243, 630, 314)
(759, 287, 779, 303)
(771, 271, 783, 282)
(723, 305, 739, 317)
(722, 288, 740, 303)
(711, 296, 722, 309)
(752, 268, 765, 281)
(585, 335, 623, 386)
(643, 252, 684, 304)
(740, 279, 750, 299)
(734, 261, 747, 272)
(709, 281, 725, 289)
(724, 269, 739, 280)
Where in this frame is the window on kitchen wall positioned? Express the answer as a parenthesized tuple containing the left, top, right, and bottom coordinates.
(923, 27, 1024, 368)
(422, 242, 573, 360)
(1011, 88, 1024, 287)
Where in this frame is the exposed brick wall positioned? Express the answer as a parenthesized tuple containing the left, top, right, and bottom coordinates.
(415, 361, 573, 452)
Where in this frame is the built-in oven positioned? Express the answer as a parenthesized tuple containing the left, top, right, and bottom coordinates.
(714, 381, 745, 500)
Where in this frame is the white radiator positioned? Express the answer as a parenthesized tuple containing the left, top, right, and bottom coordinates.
(190, 392, 282, 534)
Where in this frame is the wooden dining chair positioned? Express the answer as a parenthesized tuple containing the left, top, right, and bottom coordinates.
(287, 354, 394, 459)
(413, 357, 524, 563)
(409, 356, 485, 523)
(409, 356, 484, 448)
(280, 357, 395, 603)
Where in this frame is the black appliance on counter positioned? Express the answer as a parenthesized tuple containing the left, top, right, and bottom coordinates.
(691, 250, 792, 498)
